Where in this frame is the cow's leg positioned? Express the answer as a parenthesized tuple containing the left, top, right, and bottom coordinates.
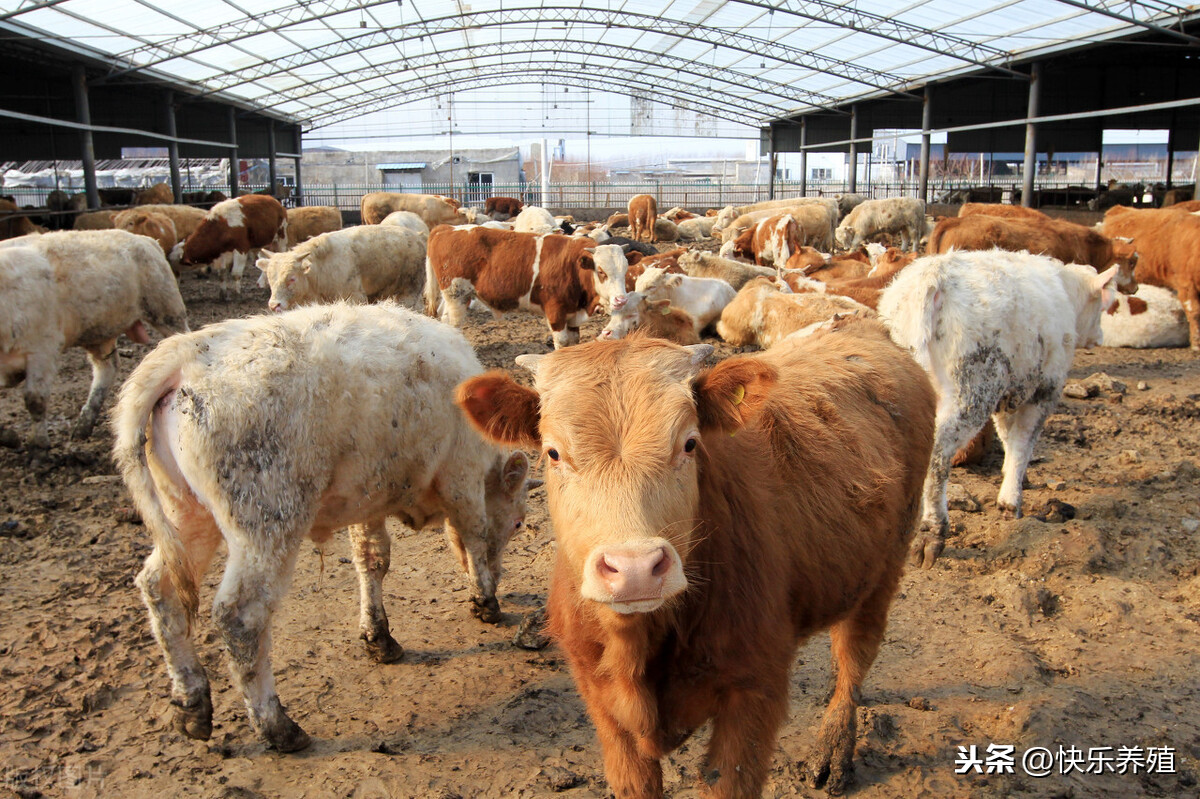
(993, 399, 1055, 519)
(211, 534, 309, 752)
(913, 388, 994, 569)
(704, 670, 789, 798)
(215, 252, 234, 301)
(441, 289, 469, 327)
(136, 508, 223, 740)
(440, 487, 503, 623)
(576, 675, 663, 799)
(808, 572, 899, 795)
(20, 349, 55, 450)
(1179, 284, 1200, 352)
(230, 250, 247, 297)
(349, 520, 403, 663)
(70, 339, 119, 440)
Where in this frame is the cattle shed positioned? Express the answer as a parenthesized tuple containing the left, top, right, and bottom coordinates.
(1, 1, 1199, 209)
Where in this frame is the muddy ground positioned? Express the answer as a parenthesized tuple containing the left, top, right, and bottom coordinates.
(1, 236, 1199, 799)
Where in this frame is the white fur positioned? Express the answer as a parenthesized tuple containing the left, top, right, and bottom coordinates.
(634, 266, 736, 330)
(211, 198, 245, 228)
(1100, 284, 1190, 348)
(512, 206, 557, 234)
(836, 197, 925, 252)
(378, 210, 431, 236)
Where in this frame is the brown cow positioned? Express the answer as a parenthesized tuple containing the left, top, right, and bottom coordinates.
(114, 209, 177, 258)
(0, 199, 44, 239)
(179, 195, 288, 300)
(484, 196, 524, 218)
(457, 322, 936, 797)
(628, 194, 658, 242)
(286, 205, 342, 246)
(727, 213, 801, 267)
(425, 226, 623, 348)
(957, 202, 1048, 221)
(927, 214, 1138, 294)
(1102, 206, 1200, 350)
(135, 183, 174, 206)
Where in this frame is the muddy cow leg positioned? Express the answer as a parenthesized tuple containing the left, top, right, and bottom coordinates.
(913, 387, 995, 569)
(71, 339, 119, 441)
(993, 399, 1055, 519)
(211, 534, 310, 752)
(135, 509, 223, 740)
(1179, 284, 1200, 352)
(808, 572, 900, 795)
(20, 350, 56, 450)
(349, 520, 403, 663)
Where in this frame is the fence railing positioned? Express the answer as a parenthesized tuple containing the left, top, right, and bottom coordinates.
(4, 177, 1165, 215)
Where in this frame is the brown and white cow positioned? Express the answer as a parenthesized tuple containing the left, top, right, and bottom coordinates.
(178, 195, 288, 300)
(484, 196, 524, 219)
(927, 214, 1139, 294)
(724, 212, 801, 267)
(457, 321, 936, 797)
(424, 226, 625, 348)
(628, 194, 658, 242)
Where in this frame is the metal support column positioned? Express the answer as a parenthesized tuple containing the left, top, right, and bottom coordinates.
(540, 138, 549, 208)
(267, 121, 278, 198)
(919, 87, 932, 204)
(72, 64, 99, 210)
(1165, 123, 1175, 190)
(1021, 62, 1041, 208)
(165, 91, 182, 203)
(293, 126, 304, 207)
(1194, 122, 1200, 201)
(848, 104, 858, 194)
(798, 117, 808, 197)
(1095, 140, 1104, 193)
(768, 125, 777, 200)
(228, 107, 240, 197)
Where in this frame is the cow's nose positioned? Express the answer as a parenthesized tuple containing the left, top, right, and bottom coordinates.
(598, 329, 612, 340)
(596, 546, 671, 603)
(269, 301, 283, 313)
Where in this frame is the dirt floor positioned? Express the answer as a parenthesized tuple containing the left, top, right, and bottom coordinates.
(2, 239, 1200, 799)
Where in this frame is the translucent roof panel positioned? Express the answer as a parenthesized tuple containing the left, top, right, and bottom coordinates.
(1, 0, 1196, 135)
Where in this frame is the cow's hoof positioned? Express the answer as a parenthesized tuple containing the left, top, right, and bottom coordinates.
(26, 432, 50, 451)
(998, 501, 1022, 521)
(265, 717, 311, 753)
(804, 753, 854, 796)
(513, 608, 550, 650)
(470, 595, 502, 624)
(363, 633, 404, 664)
(908, 533, 944, 570)
(69, 415, 95, 441)
(170, 693, 213, 741)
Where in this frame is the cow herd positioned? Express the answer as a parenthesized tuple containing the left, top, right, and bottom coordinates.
(2, 186, 1199, 797)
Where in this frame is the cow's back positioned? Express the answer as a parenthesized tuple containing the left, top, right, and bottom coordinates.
(428, 226, 539, 311)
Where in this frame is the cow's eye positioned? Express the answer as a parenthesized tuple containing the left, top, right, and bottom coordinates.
(547, 448, 560, 462)
(684, 437, 698, 453)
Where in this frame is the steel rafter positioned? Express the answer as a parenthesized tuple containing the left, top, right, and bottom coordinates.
(1050, 0, 1200, 44)
(106, 5, 911, 97)
(0, 0, 72, 22)
(736, 0, 1023, 76)
(304, 67, 766, 129)
(230, 39, 837, 111)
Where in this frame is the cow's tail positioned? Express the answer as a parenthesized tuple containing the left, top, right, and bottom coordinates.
(891, 278, 942, 375)
(423, 251, 440, 317)
(111, 335, 200, 622)
(926, 217, 949, 253)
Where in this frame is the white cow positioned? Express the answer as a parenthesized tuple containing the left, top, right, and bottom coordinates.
(678, 250, 776, 290)
(879, 250, 1119, 568)
(1100, 284, 1190, 348)
(512, 206, 558, 234)
(836, 197, 926, 252)
(378, 210, 431, 237)
(114, 303, 537, 753)
(0, 232, 188, 448)
(256, 225, 427, 311)
(634, 266, 737, 331)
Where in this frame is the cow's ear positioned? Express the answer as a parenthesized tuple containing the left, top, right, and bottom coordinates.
(650, 298, 672, 314)
(502, 451, 531, 494)
(693, 357, 778, 434)
(666, 274, 684, 289)
(627, 251, 644, 264)
(456, 371, 541, 447)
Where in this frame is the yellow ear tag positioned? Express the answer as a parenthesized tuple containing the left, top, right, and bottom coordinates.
(660, 306, 671, 315)
(732, 385, 745, 406)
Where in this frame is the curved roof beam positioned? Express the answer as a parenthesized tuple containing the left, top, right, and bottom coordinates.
(302, 67, 766, 129)
(734, 0, 1023, 77)
(104, 4, 912, 98)
(1050, 0, 1200, 44)
(230, 39, 835, 112)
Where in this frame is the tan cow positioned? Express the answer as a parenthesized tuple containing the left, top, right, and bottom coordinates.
(286, 206, 342, 246)
(114, 210, 177, 258)
(717, 276, 874, 347)
(360, 191, 466, 227)
(628, 194, 658, 242)
(456, 322, 936, 797)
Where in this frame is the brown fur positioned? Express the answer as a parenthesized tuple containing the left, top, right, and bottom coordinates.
(1102, 207, 1200, 349)
(0, 200, 45, 239)
(72, 210, 116, 231)
(180, 195, 287, 266)
(485, 196, 524, 217)
(115, 210, 177, 257)
(286, 206, 342, 246)
(456, 325, 936, 797)
(718, 277, 876, 347)
(958, 202, 1048, 221)
(628, 194, 658, 243)
(804, 257, 871, 282)
(426, 225, 601, 332)
(120, 204, 207, 241)
(928, 214, 1138, 294)
(1166, 199, 1200, 213)
(134, 183, 174, 206)
(784, 246, 827, 272)
(730, 213, 802, 267)
(951, 421, 994, 467)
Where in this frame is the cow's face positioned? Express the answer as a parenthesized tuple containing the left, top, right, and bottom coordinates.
(1073, 263, 1122, 348)
(456, 339, 776, 617)
(1110, 239, 1139, 295)
(583, 244, 629, 310)
(261, 251, 309, 312)
(598, 292, 644, 340)
(834, 224, 854, 250)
